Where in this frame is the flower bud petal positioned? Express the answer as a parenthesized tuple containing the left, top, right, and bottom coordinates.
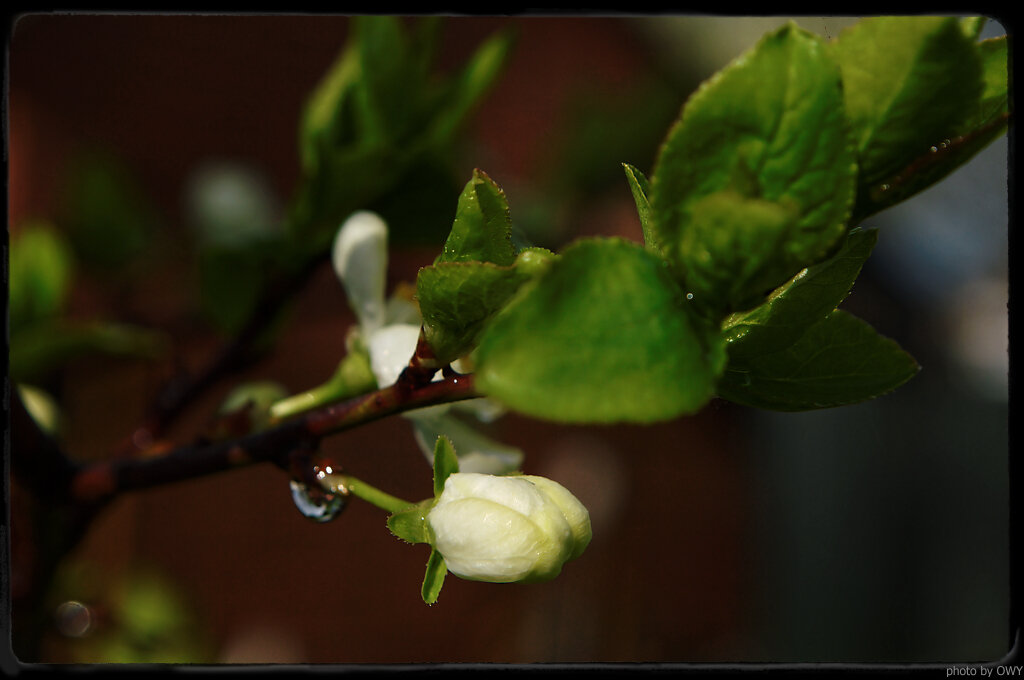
(519, 475, 592, 560)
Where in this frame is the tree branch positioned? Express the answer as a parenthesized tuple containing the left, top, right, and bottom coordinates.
(71, 372, 479, 503)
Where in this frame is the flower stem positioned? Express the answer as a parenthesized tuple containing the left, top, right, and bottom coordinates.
(337, 475, 412, 514)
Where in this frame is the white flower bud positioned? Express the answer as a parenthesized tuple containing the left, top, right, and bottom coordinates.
(427, 473, 592, 583)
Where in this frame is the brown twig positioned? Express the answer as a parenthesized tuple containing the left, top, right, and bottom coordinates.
(69, 372, 479, 504)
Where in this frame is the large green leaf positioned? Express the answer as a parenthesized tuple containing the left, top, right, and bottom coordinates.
(717, 310, 919, 411)
(475, 238, 725, 423)
(856, 33, 1008, 220)
(722, 227, 878, 354)
(831, 16, 990, 221)
(651, 22, 855, 317)
(436, 169, 516, 265)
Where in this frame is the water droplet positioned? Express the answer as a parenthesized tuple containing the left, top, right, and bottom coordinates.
(290, 478, 348, 523)
(879, 183, 891, 193)
(930, 146, 938, 153)
(55, 601, 93, 637)
(686, 293, 694, 300)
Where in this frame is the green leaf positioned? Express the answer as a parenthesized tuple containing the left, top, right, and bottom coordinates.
(676, 189, 801, 316)
(60, 150, 157, 271)
(960, 16, 987, 40)
(299, 40, 360, 175)
(651, 22, 855, 316)
(437, 169, 516, 265)
(622, 163, 659, 251)
(432, 435, 460, 497)
(717, 310, 919, 411)
(417, 259, 532, 364)
(421, 548, 447, 605)
(10, 320, 168, 383)
(722, 227, 878, 354)
(354, 16, 416, 144)
(426, 28, 514, 147)
(387, 499, 434, 545)
(831, 16, 987, 220)
(9, 222, 74, 331)
(475, 238, 726, 423)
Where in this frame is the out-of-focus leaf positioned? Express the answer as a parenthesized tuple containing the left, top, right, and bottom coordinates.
(9, 222, 74, 331)
(10, 320, 168, 383)
(60, 150, 157, 271)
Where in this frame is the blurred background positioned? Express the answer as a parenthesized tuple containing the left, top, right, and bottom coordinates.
(7, 15, 1010, 664)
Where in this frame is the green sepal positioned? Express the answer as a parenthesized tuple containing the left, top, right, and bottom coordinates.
(651, 22, 855, 314)
(386, 499, 434, 545)
(433, 435, 460, 497)
(436, 169, 516, 265)
(717, 310, 920, 411)
(421, 548, 447, 605)
(622, 163, 659, 252)
(475, 238, 726, 423)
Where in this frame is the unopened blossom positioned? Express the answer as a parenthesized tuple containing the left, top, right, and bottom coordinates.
(427, 472, 592, 583)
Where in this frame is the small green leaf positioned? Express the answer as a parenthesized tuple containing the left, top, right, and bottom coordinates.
(832, 16, 987, 220)
(960, 16, 987, 40)
(433, 435, 460, 497)
(426, 28, 514, 146)
(622, 163, 659, 251)
(61, 150, 157, 271)
(417, 260, 532, 364)
(299, 40, 360, 175)
(651, 22, 855, 314)
(475, 238, 725, 423)
(10, 320, 168, 383)
(437, 169, 516, 265)
(9, 222, 74, 331)
(421, 548, 447, 605)
(387, 499, 434, 545)
(722, 227, 878, 353)
(717, 309, 919, 411)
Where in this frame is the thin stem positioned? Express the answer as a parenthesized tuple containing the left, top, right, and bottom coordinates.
(338, 475, 413, 513)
